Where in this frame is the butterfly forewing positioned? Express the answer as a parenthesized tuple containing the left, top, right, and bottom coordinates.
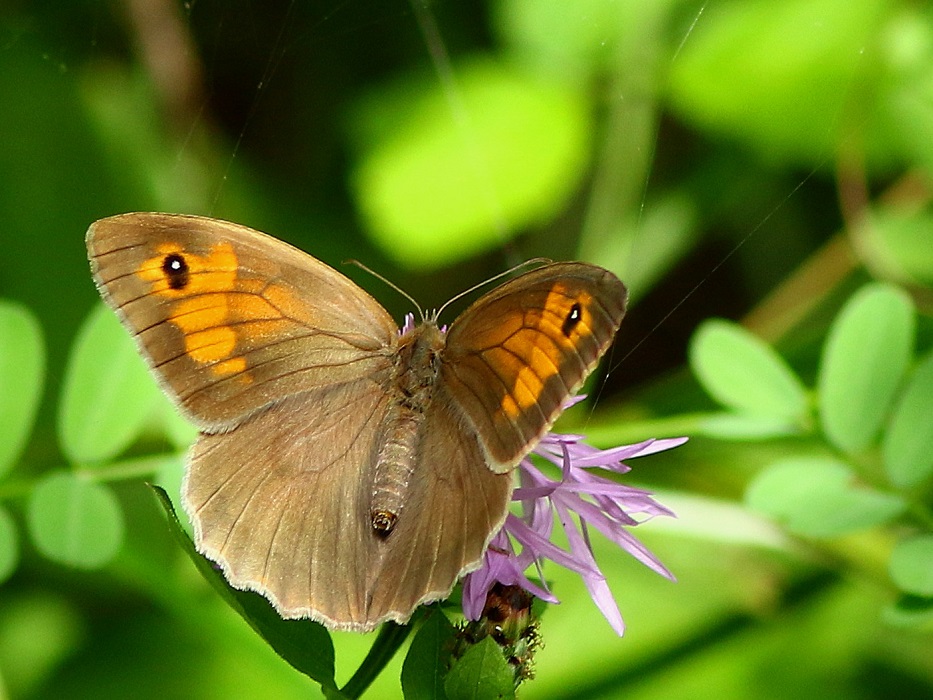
(441, 262, 627, 470)
(87, 213, 398, 430)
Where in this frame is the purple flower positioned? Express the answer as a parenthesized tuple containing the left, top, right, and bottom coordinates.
(463, 423, 686, 635)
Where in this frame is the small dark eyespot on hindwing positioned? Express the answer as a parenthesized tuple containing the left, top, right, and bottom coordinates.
(562, 302, 583, 337)
(162, 253, 190, 290)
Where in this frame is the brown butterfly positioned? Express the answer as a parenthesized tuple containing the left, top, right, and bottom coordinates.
(86, 213, 627, 631)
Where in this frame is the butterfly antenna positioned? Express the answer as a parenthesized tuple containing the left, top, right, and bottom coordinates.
(434, 257, 551, 320)
(345, 259, 425, 321)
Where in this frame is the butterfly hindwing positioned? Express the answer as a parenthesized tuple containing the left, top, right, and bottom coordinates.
(184, 380, 390, 629)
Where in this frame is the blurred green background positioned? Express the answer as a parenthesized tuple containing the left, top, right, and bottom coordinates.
(1, 0, 932, 698)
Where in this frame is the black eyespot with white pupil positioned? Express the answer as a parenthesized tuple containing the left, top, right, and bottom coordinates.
(562, 302, 583, 337)
(162, 253, 189, 290)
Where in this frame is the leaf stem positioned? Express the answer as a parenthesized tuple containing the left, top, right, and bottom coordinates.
(340, 621, 414, 699)
(0, 453, 179, 503)
(74, 453, 181, 482)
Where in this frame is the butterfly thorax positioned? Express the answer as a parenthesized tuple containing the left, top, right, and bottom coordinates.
(370, 322, 446, 537)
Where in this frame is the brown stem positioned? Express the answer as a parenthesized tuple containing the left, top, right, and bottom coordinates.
(122, 0, 207, 132)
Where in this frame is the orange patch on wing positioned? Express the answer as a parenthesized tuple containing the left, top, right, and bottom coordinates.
(502, 365, 544, 418)
(185, 326, 237, 359)
(496, 284, 596, 419)
(135, 241, 302, 381)
(213, 357, 248, 375)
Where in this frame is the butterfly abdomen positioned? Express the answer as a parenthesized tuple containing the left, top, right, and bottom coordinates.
(370, 322, 445, 536)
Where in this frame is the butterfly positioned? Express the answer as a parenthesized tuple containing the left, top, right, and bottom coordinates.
(86, 212, 627, 631)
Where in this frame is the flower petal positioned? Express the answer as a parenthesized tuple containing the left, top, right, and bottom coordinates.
(466, 429, 685, 633)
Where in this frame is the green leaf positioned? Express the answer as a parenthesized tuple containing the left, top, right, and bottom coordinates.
(889, 535, 933, 597)
(865, 206, 933, 286)
(161, 401, 198, 451)
(0, 593, 84, 697)
(883, 350, 933, 488)
(351, 59, 590, 269)
(445, 636, 515, 700)
(152, 454, 188, 531)
(0, 505, 18, 583)
(149, 485, 338, 690)
(26, 471, 124, 568)
(817, 283, 914, 454)
(668, 0, 886, 164)
(871, 11, 933, 199)
(0, 301, 44, 477)
(745, 457, 906, 537)
(696, 413, 803, 441)
(402, 607, 456, 700)
(493, 0, 660, 79)
(59, 303, 163, 464)
(689, 319, 808, 421)
(882, 595, 933, 631)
